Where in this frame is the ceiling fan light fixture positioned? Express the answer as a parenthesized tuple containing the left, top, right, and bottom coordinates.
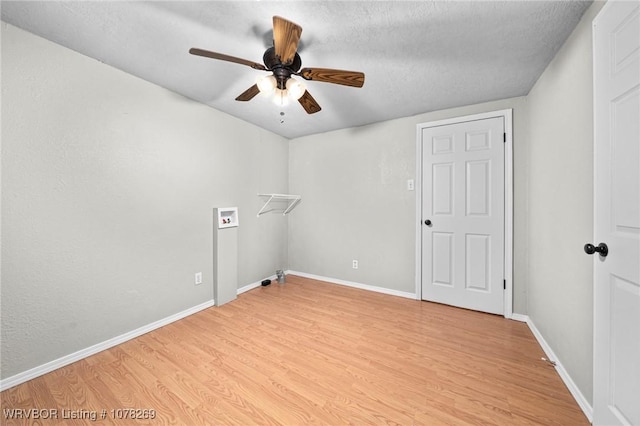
(286, 77, 306, 100)
(257, 75, 277, 96)
(272, 88, 290, 106)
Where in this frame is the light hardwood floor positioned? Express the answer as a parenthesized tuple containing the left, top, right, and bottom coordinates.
(1, 275, 588, 425)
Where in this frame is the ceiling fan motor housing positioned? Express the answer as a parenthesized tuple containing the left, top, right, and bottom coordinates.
(263, 47, 302, 89)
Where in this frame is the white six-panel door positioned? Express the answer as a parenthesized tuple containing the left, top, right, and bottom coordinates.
(420, 116, 505, 315)
(593, 2, 640, 425)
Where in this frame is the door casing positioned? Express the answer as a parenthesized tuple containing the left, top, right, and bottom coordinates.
(415, 109, 513, 317)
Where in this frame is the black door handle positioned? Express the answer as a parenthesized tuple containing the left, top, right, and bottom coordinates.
(584, 242, 608, 257)
(424, 219, 432, 226)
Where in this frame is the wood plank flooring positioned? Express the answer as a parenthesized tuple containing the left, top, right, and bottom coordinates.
(1, 275, 588, 425)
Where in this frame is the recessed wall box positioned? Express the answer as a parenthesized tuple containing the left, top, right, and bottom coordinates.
(217, 207, 239, 229)
(213, 207, 239, 306)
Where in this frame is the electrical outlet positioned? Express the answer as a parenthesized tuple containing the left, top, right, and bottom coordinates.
(352, 260, 358, 269)
(195, 272, 202, 285)
(407, 179, 415, 191)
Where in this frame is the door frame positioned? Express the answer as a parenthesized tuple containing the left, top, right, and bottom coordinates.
(415, 109, 513, 317)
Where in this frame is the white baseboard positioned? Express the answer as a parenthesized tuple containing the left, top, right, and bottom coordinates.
(510, 314, 593, 422)
(286, 270, 417, 300)
(508, 313, 529, 322)
(1, 272, 282, 391)
(237, 274, 277, 295)
(1, 275, 592, 425)
(0, 300, 215, 392)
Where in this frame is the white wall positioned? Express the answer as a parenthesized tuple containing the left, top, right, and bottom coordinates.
(288, 97, 528, 312)
(525, 1, 605, 405)
(1, 23, 289, 379)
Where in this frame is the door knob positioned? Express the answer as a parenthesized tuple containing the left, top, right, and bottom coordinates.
(584, 242, 608, 257)
(424, 219, 432, 226)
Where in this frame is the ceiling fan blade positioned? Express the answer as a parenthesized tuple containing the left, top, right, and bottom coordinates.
(298, 68, 365, 88)
(273, 16, 302, 65)
(298, 90, 321, 114)
(235, 84, 261, 102)
(189, 48, 266, 71)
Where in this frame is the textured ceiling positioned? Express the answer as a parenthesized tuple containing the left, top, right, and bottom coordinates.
(1, 1, 592, 139)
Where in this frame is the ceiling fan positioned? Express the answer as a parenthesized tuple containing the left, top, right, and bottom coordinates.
(189, 16, 365, 114)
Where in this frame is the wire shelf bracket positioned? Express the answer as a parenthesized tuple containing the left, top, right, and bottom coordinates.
(257, 193, 302, 217)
